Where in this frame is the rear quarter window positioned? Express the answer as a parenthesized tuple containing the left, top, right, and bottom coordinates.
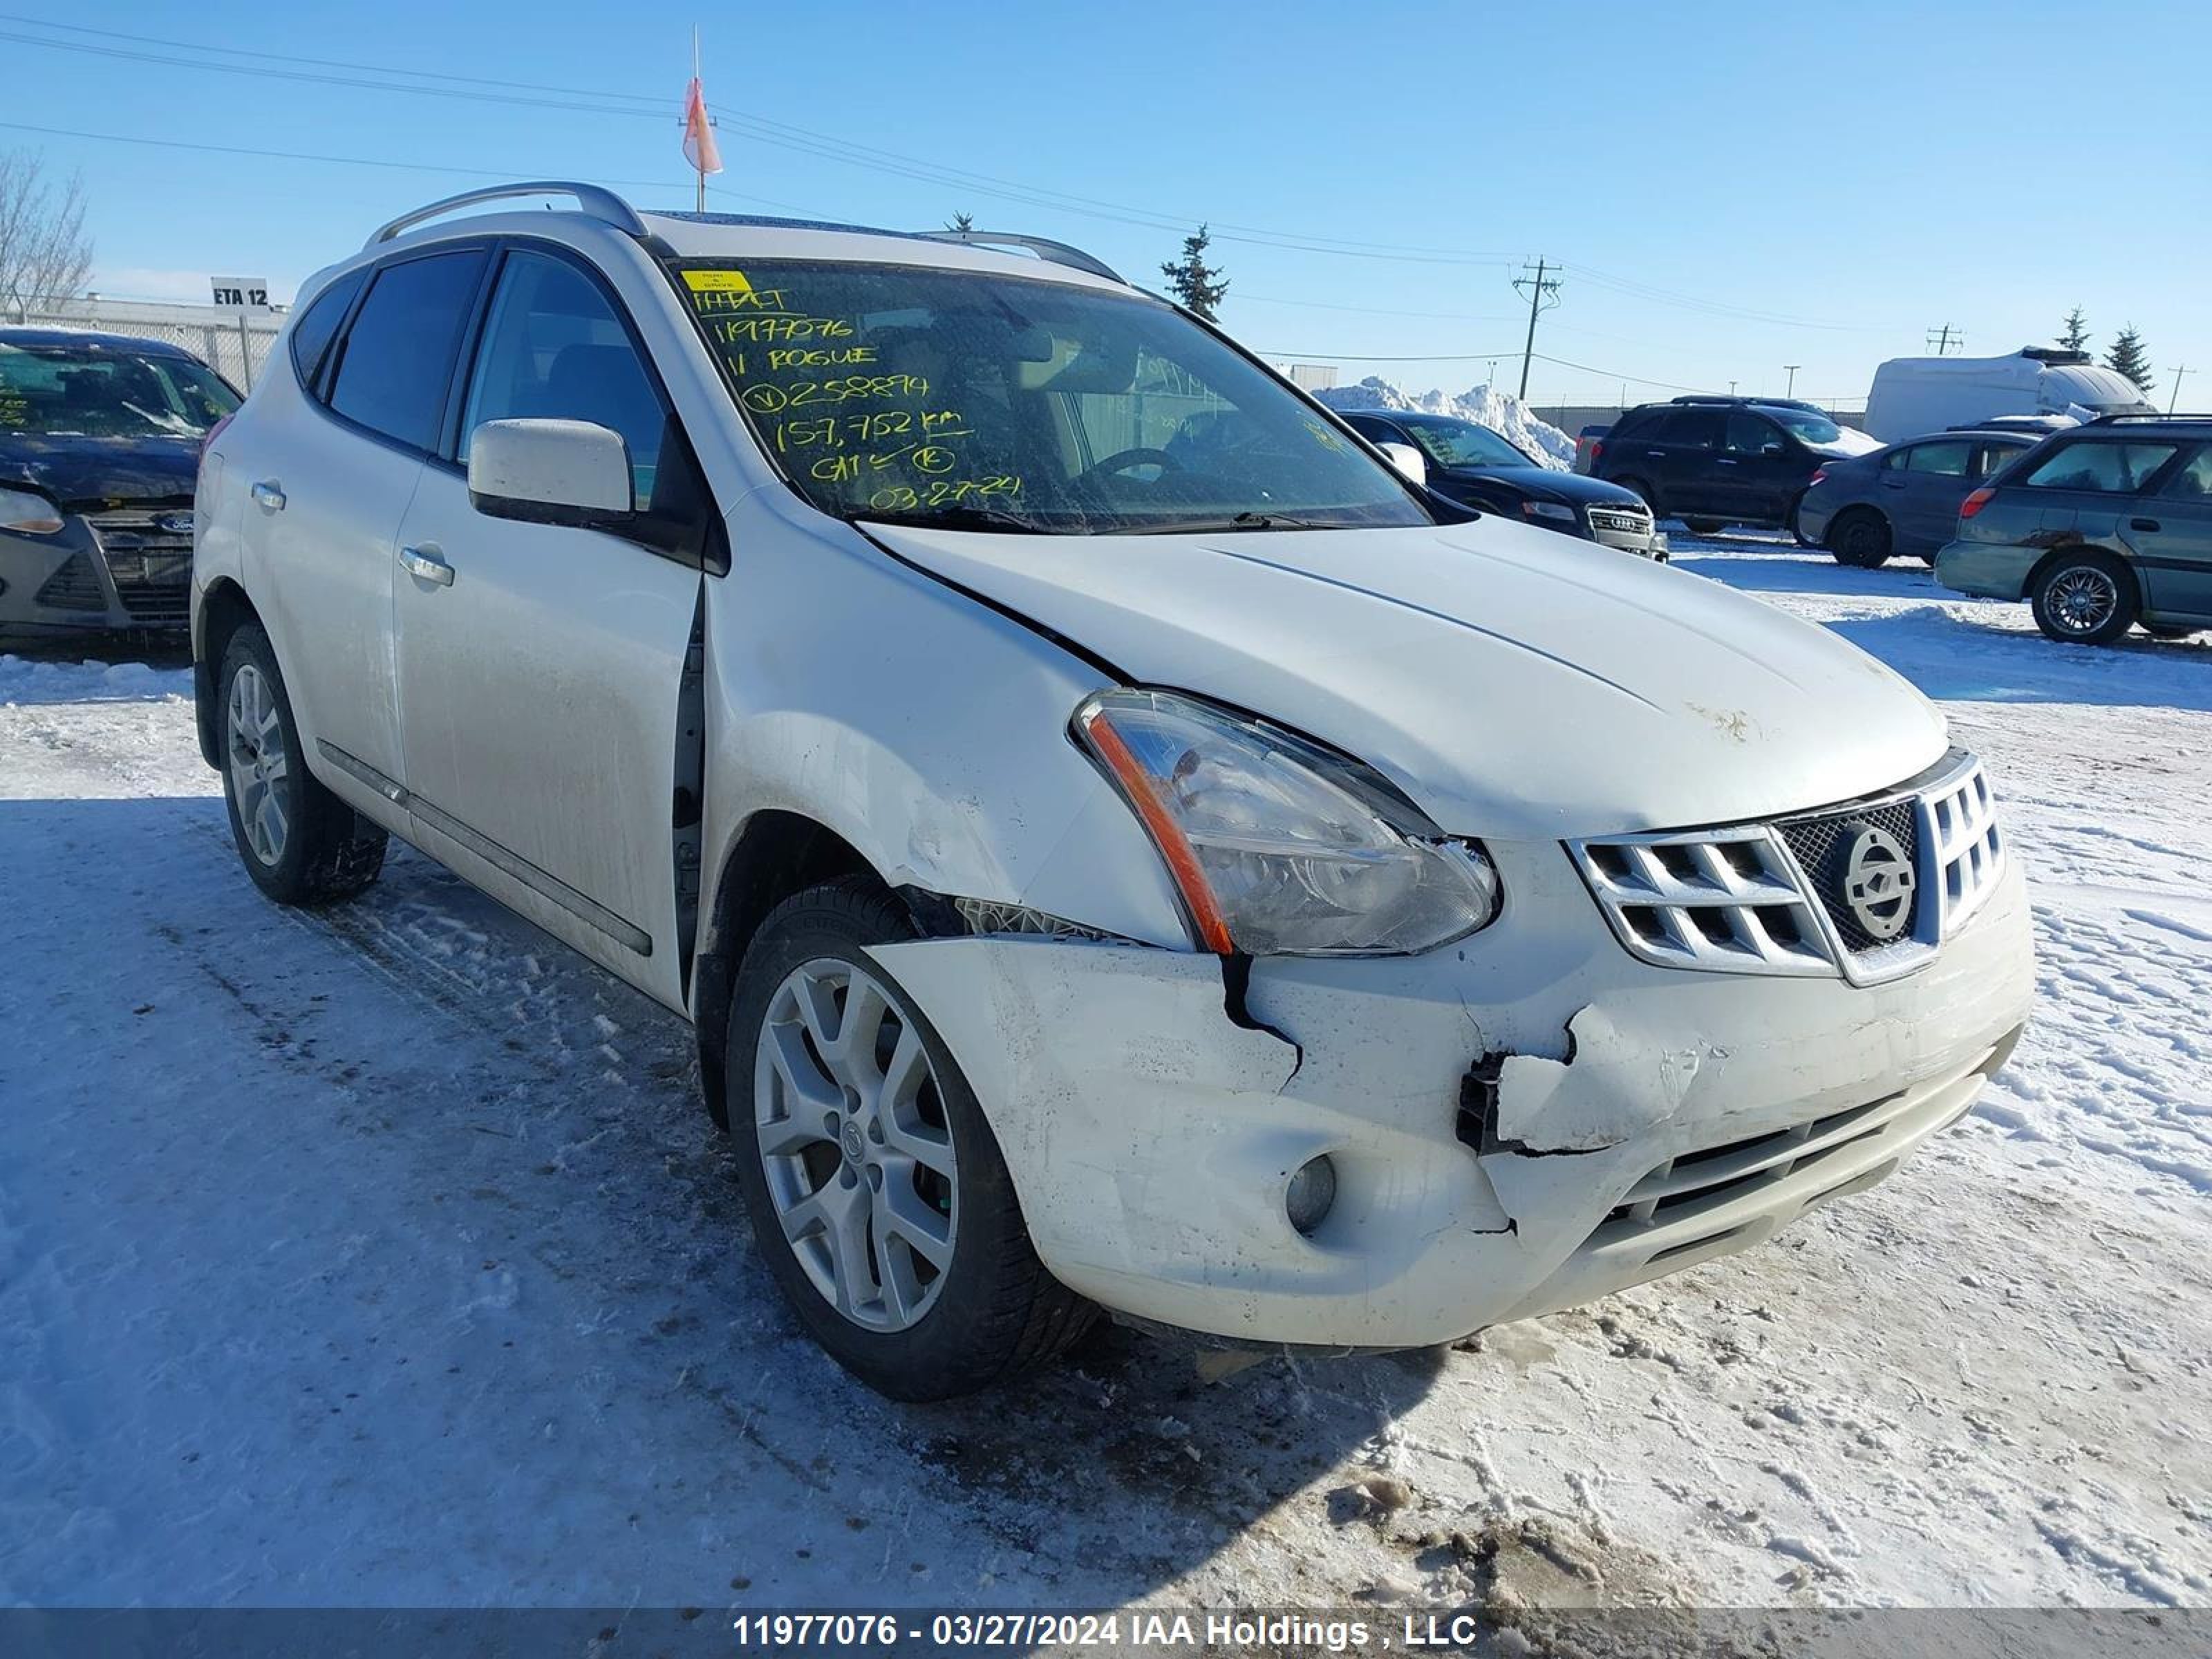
(288, 268, 366, 391)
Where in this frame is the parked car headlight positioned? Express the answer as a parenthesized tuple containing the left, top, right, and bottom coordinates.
(0, 486, 66, 535)
(1521, 500, 1577, 523)
(1074, 688, 1501, 956)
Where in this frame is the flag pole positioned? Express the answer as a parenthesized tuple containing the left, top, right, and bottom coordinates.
(693, 27, 705, 214)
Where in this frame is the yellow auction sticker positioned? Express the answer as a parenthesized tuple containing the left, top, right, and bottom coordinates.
(682, 269, 756, 294)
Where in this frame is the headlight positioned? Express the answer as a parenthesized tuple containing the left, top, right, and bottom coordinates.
(1074, 688, 1501, 956)
(1521, 500, 1577, 523)
(0, 486, 66, 535)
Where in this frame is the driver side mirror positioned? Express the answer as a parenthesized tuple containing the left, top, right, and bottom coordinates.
(468, 418, 635, 527)
(1374, 440, 1428, 487)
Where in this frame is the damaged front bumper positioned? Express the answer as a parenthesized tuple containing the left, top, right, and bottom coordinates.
(872, 840, 2034, 1350)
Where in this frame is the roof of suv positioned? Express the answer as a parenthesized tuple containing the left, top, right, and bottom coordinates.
(2076, 413, 2212, 435)
(357, 183, 1139, 298)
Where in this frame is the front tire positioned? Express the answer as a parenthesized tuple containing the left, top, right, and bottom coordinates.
(726, 878, 1094, 1400)
(2030, 550, 2138, 646)
(218, 624, 386, 906)
(1828, 507, 1893, 568)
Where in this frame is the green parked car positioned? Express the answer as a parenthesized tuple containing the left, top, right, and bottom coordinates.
(1936, 414, 2212, 645)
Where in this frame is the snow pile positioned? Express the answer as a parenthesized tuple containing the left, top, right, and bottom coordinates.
(1315, 377, 1577, 469)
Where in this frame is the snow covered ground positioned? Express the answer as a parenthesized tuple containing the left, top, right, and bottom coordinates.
(3, 538, 2207, 1613)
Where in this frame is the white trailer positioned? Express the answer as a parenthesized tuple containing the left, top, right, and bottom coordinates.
(1863, 348, 2153, 443)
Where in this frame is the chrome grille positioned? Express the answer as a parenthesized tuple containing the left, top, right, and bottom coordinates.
(1925, 762, 2004, 931)
(1586, 505, 1653, 537)
(1571, 749, 2005, 984)
(1571, 825, 1834, 976)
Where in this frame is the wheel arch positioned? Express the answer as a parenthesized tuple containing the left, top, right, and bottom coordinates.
(692, 808, 885, 1130)
(194, 577, 265, 769)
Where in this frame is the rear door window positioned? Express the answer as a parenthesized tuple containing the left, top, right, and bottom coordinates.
(2018, 440, 2181, 494)
(1657, 409, 1723, 448)
(325, 248, 490, 453)
(1902, 440, 1974, 477)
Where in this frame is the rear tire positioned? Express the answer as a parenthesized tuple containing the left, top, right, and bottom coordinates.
(2144, 624, 2201, 641)
(726, 878, 1095, 1400)
(1828, 508, 1893, 569)
(2030, 549, 2137, 646)
(218, 623, 386, 906)
(1681, 516, 1726, 536)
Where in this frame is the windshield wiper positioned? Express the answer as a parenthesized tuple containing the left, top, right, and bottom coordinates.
(852, 504, 1059, 534)
(1121, 511, 1336, 536)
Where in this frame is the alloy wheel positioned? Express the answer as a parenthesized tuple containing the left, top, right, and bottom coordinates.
(753, 958, 958, 1332)
(2047, 567, 2119, 635)
(225, 664, 291, 866)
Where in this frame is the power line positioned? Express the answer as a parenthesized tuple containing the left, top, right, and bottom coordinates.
(0, 9, 1911, 323)
(0, 117, 817, 216)
(1926, 324, 1965, 355)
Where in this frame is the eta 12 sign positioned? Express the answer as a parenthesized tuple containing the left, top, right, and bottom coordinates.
(210, 276, 272, 309)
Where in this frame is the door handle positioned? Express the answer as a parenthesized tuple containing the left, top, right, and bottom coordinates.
(1645, 450, 1665, 458)
(250, 480, 286, 512)
(399, 543, 454, 587)
(1879, 477, 1906, 489)
(1715, 458, 1738, 467)
(2131, 516, 2162, 532)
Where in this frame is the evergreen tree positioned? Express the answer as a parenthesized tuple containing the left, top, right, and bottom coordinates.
(2105, 326, 2155, 394)
(2059, 307, 2090, 352)
(1160, 225, 1228, 321)
(946, 211, 975, 233)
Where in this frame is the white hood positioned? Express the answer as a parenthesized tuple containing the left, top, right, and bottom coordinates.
(868, 516, 1949, 840)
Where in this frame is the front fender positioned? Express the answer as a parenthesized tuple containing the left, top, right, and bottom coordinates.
(697, 492, 1192, 952)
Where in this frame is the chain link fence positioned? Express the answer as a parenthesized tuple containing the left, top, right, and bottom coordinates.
(7, 299, 284, 393)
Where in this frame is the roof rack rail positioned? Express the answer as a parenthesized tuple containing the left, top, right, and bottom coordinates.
(2086, 411, 2212, 424)
(915, 229, 1124, 284)
(367, 182, 648, 250)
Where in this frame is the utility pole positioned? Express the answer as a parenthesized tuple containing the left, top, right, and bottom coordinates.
(1926, 324, 1962, 356)
(1784, 364, 1801, 397)
(2169, 365, 2193, 414)
(1511, 259, 1562, 400)
(1728, 380, 1738, 396)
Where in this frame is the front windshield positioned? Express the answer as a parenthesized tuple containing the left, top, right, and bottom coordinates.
(0, 343, 241, 440)
(676, 260, 1434, 534)
(1394, 416, 1531, 471)
(1768, 407, 1844, 445)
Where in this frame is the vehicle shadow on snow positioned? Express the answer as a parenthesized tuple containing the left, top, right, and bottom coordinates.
(6, 788, 1447, 1605)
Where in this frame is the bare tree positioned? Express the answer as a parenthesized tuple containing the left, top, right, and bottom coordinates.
(0, 149, 93, 319)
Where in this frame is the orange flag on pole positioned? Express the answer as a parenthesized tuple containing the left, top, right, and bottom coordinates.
(682, 74, 722, 177)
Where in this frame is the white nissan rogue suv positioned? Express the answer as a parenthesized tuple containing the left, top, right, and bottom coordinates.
(192, 183, 2034, 1400)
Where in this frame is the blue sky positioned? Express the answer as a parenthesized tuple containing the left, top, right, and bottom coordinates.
(6, 0, 2206, 411)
